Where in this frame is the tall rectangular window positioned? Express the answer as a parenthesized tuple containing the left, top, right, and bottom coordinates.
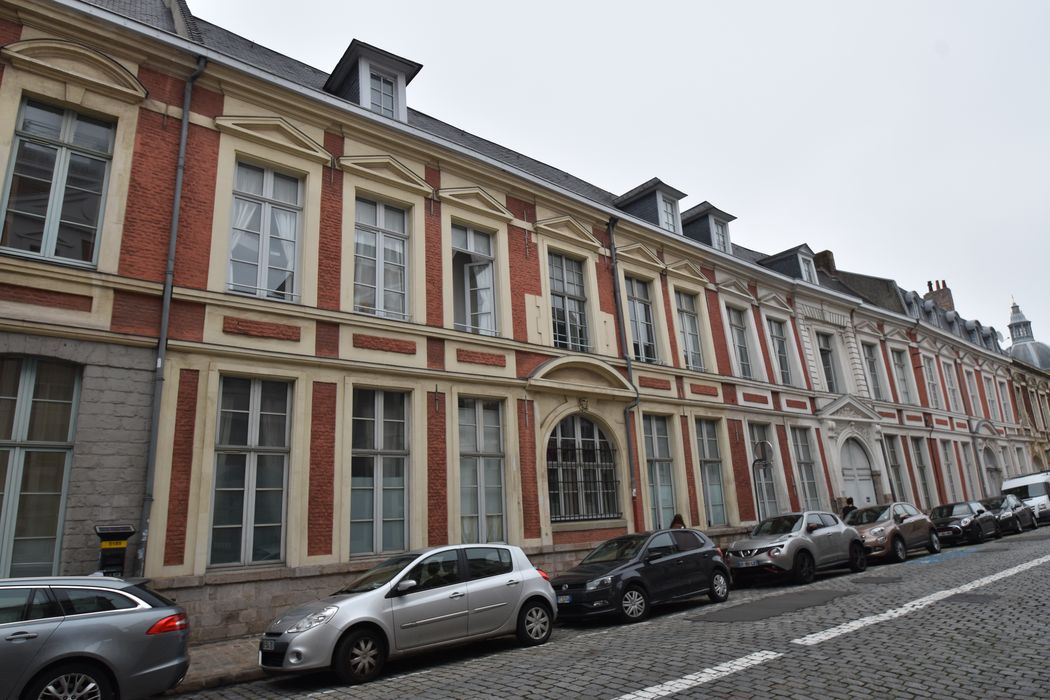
(910, 437, 934, 509)
(891, 349, 912, 404)
(659, 195, 677, 233)
(940, 440, 960, 501)
(354, 198, 408, 319)
(451, 224, 495, 335)
(549, 253, 589, 351)
(229, 162, 301, 301)
(712, 220, 729, 252)
(728, 307, 752, 379)
(676, 292, 704, 371)
(943, 362, 962, 413)
(458, 398, 503, 543)
(695, 419, 725, 526)
(800, 257, 818, 284)
(749, 423, 779, 520)
(966, 370, 981, 417)
(983, 376, 1000, 421)
(643, 415, 675, 529)
(370, 72, 396, 118)
(767, 319, 792, 385)
(998, 381, 1013, 422)
(211, 377, 290, 566)
(963, 445, 981, 499)
(884, 436, 907, 501)
(862, 343, 884, 400)
(0, 358, 79, 577)
(817, 333, 838, 393)
(351, 389, 408, 554)
(625, 277, 657, 363)
(922, 356, 942, 410)
(790, 427, 821, 511)
(1, 100, 114, 265)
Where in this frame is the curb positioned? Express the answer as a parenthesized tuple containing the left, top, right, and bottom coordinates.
(167, 668, 268, 695)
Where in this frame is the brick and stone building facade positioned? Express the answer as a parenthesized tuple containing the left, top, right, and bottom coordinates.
(1, 0, 1048, 642)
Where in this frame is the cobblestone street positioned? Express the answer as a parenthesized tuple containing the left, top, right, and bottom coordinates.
(177, 528, 1050, 699)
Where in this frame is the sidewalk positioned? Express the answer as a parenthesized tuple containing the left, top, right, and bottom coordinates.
(169, 636, 265, 694)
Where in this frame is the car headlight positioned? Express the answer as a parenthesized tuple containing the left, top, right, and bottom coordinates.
(998, 513, 1010, 520)
(585, 576, 613, 591)
(287, 605, 338, 633)
(869, 527, 885, 538)
(960, 517, 972, 527)
(769, 547, 783, 557)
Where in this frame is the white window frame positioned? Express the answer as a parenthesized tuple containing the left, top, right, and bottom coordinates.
(910, 437, 934, 510)
(883, 435, 908, 502)
(695, 418, 726, 526)
(711, 219, 730, 252)
(350, 389, 409, 555)
(625, 276, 658, 364)
(727, 306, 754, 379)
(767, 318, 793, 385)
(891, 348, 913, 404)
(548, 251, 590, 352)
(983, 376, 1001, 421)
(458, 398, 505, 544)
(965, 370, 982, 417)
(658, 193, 679, 233)
(675, 291, 705, 372)
(816, 332, 840, 393)
(749, 422, 780, 520)
(942, 361, 962, 413)
(354, 197, 409, 320)
(643, 414, 676, 529)
(451, 223, 497, 336)
(998, 381, 1013, 423)
(790, 427, 821, 511)
(861, 342, 885, 401)
(369, 70, 397, 119)
(940, 440, 960, 501)
(799, 256, 818, 284)
(922, 355, 942, 410)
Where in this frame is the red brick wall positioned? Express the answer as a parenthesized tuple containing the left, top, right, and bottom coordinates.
(425, 166, 443, 327)
(109, 290, 204, 341)
(627, 412, 644, 528)
(0, 19, 22, 82)
(953, 441, 969, 500)
(508, 195, 541, 342)
(752, 305, 776, 382)
(639, 376, 671, 390)
(427, 391, 448, 545)
(789, 316, 813, 390)
(315, 321, 339, 358)
(679, 415, 700, 527)
(722, 382, 738, 405)
(727, 419, 755, 521)
(553, 527, 626, 545)
(690, 384, 719, 397)
(705, 289, 731, 376)
(352, 333, 415, 354)
(909, 346, 931, 408)
(973, 368, 991, 417)
(318, 132, 344, 311)
(518, 399, 541, 539)
(308, 382, 336, 556)
(163, 369, 199, 566)
(223, 316, 301, 341)
(814, 427, 835, 506)
(0, 283, 92, 311)
(899, 437, 924, 510)
(776, 424, 801, 511)
(927, 438, 947, 503)
(516, 350, 554, 379)
(427, 337, 445, 369)
(659, 276, 680, 368)
(457, 349, 506, 367)
(879, 340, 899, 403)
(136, 66, 223, 117)
(119, 109, 218, 289)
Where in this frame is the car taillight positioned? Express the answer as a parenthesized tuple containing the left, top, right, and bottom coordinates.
(147, 612, 189, 635)
(536, 568, 550, 582)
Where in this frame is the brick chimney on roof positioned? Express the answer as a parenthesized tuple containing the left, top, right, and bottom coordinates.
(923, 279, 955, 311)
(814, 250, 836, 273)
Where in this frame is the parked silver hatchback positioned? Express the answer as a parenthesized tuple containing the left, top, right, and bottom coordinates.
(260, 543, 556, 684)
(0, 576, 190, 700)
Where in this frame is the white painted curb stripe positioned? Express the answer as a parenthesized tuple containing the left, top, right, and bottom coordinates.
(611, 650, 784, 700)
(791, 551, 1050, 646)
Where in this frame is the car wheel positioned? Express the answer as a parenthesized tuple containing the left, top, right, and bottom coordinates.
(971, 525, 985, 545)
(516, 599, 553, 645)
(23, 662, 114, 700)
(1013, 516, 1023, 534)
(1030, 514, 1040, 530)
(848, 542, 868, 572)
(926, 530, 941, 554)
(333, 628, 387, 685)
(890, 536, 907, 563)
(708, 569, 730, 604)
(792, 550, 816, 585)
(993, 521, 1003, 540)
(618, 585, 649, 623)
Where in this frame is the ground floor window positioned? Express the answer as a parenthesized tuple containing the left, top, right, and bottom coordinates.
(643, 415, 675, 529)
(546, 414, 618, 521)
(791, 427, 821, 511)
(696, 419, 726, 526)
(351, 389, 408, 554)
(910, 437, 935, 509)
(884, 436, 908, 502)
(749, 423, 780, 520)
(458, 398, 504, 543)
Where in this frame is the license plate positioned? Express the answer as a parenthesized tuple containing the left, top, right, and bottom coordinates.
(557, 595, 572, 604)
(938, 530, 952, 536)
(261, 639, 275, 651)
(733, 559, 761, 568)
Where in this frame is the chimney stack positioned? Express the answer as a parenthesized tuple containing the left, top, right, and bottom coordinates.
(923, 279, 955, 311)
(814, 250, 836, 274)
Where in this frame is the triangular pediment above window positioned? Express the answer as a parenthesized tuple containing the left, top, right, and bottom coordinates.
(338, 155, 433, 197)
(534, 216, 601, 251)
(215, 116, 332, 163)
(885, 327, 911, 343)
(1, 39, 147, 103)
(616, 243, 665, 272)
(438, 187, 514, 222)
(817, 394, 883, 422)
(717, 278, 756, 304)
(854, 319, 880, 336)
(665, 259, 712, 285)
(759, 292, 794, 316)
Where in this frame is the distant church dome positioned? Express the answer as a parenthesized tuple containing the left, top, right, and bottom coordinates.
(1007, 301, 1050, 369)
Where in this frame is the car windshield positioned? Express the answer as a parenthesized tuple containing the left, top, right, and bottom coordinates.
(845, 506, 891, 525)
(752, 515, 803, 536)
(335, 554, 418, 594)
(1004, 482, 1049, 500)
(980, 497, 1006, 510)
(581, 536, 647, 564)
(930, 504, 972, 519)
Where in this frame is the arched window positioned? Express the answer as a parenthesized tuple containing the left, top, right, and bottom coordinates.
(546, 415, 618, 521)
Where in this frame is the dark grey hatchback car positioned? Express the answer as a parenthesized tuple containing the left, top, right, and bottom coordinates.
(0, 576, 190, 700)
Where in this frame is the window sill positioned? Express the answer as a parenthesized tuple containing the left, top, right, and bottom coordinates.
(551, 518, 627, 533)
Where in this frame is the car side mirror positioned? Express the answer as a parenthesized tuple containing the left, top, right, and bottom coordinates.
(807, 523, 820, 532)
(395, 579, 417, 593)
(894, 514, 905, 523)
(976, 509, 985, 516)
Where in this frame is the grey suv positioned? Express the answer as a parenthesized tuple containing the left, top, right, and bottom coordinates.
(726, 511, 867, 584)
(0, 576, 190, 700)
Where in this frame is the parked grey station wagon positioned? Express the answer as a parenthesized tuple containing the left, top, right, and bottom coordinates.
(260, 543, 556, 684)
(0, 576, 190, 700)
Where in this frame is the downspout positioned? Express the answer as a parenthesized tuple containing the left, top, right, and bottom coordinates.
(136, 55, 208, 575)
(607, 218, 641, 508)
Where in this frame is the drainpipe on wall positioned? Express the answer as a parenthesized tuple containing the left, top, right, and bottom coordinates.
(135, 56, 208, 576)
(606, 217, 641, 506)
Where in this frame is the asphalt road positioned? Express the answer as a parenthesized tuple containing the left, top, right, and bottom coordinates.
(181, 527, 1050, 699)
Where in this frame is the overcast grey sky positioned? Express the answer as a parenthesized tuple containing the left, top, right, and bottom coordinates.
(189, 0, 1050, 345)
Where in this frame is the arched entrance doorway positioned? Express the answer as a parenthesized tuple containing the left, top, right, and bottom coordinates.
(841, 438, 877, 507)
(546, 414, 619, 522)
(983, 447, 1002, 493)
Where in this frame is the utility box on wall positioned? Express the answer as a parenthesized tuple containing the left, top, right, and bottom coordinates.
(94, 524, 136, 577)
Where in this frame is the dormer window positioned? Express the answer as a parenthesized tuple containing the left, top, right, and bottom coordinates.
(800, 256, 817, 284)
(659, 193, 678, 233)
(712, 220, 729, 252)
(370, 71, 396, 118)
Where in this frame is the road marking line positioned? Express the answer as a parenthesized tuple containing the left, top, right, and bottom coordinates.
(611, 650, 784, 700)
(792, 551, 1050, 646)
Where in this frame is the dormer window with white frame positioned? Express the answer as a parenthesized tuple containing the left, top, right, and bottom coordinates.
(712, 220, 730, 253)
(658, 193, 679, 234)
(323, 40, 421, 124)
(369, 71, 397, 119)
(800, 256, 818, 284)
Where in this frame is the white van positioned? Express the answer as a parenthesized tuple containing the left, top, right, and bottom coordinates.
(1001, 472, 1050, 524)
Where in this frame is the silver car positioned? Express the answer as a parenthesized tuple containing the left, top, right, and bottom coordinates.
(259, 543, 556, 684)
(725, 511, 867, 584)
(0, 576, 190, 700)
